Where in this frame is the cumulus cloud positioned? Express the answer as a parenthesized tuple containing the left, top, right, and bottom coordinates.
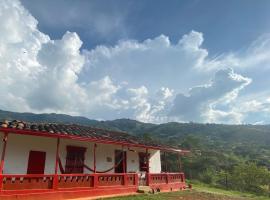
(169, 68, 251, 123)
(82, 31, 208, 91)
(1, 0, 270, 124)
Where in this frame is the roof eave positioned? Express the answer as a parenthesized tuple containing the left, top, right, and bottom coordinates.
(0, 128, 187, 153)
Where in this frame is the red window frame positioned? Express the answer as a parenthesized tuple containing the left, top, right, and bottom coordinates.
(65, 146, 86, 174)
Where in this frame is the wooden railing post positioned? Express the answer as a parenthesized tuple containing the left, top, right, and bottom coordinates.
(53, 137, 60, 190)
(0, 133, 8, 191)
(123, 174, 128, 186)
(182, 173, 185, 182)
(166, 173, 169, 184)
(93, 174, 98, 188)
(134, 173, 138, 186)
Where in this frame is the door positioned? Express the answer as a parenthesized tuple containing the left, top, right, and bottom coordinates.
(115, 150, 126, 173)
(27, 151, 46, 174)
(139, 152, 148, 172)
(65, 146, 86, 173)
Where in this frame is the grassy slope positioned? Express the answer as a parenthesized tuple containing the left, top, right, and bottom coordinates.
(102, 183, 270, 200)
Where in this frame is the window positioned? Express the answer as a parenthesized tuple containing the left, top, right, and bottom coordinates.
(65, 146, 86, 174)
(139, 152, 149, 172)
(27, 151, 46, 174)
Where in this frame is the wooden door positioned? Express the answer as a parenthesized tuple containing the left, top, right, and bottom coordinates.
(27, 151, 46, 174)
(115, 150, 126, 173)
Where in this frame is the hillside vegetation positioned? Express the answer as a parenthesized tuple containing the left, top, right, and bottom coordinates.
(0, 109, 270, 196)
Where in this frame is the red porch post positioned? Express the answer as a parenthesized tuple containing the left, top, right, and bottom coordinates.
(0, 133, 8, 191)
(177, 153, 182, 172)
(146, 148, 150, 186)
(53, 137, 60, 190)
(122, 146, 126, 173)
(93, 144, 98, 188)
(122, 145, 128, 186)
(164, 151, 170, 184)
(93, 143, 97, 173)
(164, 151, 168, 172)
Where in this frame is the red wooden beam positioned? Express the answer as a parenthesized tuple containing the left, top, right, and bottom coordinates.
(122, 146, 126, 173)
(164, 151, 168, 172)
(0, 133, 8, 191)
(93, 143, 97, 173)
(177, 153, 182, 172)
(146, 148, 149, 173)
(53, 138, 60, 190)
(146, 148, 151, 186)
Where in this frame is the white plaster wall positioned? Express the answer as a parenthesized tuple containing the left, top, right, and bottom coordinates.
(149, 150, 161, 173)
(126, 150, 139, 173)
(1, 133, 162, 174)
(4, 134, 57, 174)
(130, 147, 162, 173)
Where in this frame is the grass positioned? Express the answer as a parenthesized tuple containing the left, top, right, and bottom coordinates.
(99, 182, 270, 200)
(191, 182, 269, 200)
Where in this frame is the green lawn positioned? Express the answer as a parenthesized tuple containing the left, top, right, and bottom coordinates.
(99, 183, 270, 200)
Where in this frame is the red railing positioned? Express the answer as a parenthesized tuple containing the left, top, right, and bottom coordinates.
(0, 173, 184, 192)
(1, 174, 54, 190)
(148, 173, 185, 185)
(58, 174, 94, 189)
(0, 173, 138, 191)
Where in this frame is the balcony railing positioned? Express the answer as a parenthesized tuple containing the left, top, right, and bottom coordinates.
(0, 172, 185, 194)
(0, 173, 138, 192)
(148, 172, 185, 185)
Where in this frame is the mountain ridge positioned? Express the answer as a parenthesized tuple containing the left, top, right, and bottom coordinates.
(1, 109, 270, 146)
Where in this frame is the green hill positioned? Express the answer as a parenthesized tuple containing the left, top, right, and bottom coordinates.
(1, 109, 270, 195)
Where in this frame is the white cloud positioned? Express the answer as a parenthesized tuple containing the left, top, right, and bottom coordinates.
(1, 0, 270, 124)
(169, 68, 251, 123)
(83, 31, 208, 92)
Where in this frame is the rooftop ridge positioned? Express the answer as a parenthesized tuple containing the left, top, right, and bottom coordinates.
(0, 119, 182, 152)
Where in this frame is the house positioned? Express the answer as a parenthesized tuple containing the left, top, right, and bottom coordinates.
(0, 120, 189, 200)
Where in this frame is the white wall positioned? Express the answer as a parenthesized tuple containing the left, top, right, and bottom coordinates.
(4, 134, 57, 174)
(0, 132, 161, 174)
(149, 150, 161, 173)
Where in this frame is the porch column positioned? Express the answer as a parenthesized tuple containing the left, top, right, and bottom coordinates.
(93, 143, 97, 173)
(164, 151, 168, 172)
(53, 137, 60, 190)
(0, 132, 8, 191)
(146, 148, 149, 173)
(122, 145, 128, 186)
(146, 148, 150, 185)
(122, 146, 126, 173)
(177, 153, 182, 172)
(93, 143, 98, 188)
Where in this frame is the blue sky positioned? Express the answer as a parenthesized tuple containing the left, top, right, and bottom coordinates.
(0, 0, 270, 124)
(21, 0, 270, 53)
